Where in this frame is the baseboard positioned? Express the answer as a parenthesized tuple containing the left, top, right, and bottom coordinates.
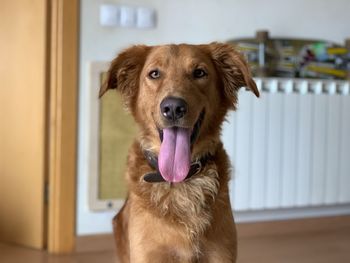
(236, 215, 350, 239)
(75, 214, 350, 252)
(234, 204, 350, 223)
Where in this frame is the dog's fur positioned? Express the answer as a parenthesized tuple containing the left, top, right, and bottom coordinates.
(100, 43, 259, 263)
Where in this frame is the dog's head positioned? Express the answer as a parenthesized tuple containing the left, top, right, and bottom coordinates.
(100, 43, 259, 183)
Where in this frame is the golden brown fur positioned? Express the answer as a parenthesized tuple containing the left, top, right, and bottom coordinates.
(100, 43, 259, 263)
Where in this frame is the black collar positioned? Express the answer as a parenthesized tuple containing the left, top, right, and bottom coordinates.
(142, 150, 214, 183)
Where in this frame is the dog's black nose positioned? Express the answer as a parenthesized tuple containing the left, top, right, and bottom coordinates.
(160, 97, 188, 121)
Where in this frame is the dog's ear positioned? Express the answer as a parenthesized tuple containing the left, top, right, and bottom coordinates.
(208, 42, 259, 107)
(99, 45, 151, 107)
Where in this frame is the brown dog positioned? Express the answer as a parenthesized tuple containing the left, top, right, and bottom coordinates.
(99, 43, 259, 263)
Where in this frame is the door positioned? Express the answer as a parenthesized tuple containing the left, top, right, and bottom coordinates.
(0, 0, 48, 249)
(0, 0, 78, 253)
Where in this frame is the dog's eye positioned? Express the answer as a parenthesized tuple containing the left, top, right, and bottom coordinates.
(193, 68, 207, 79)
(148, 69, 161, 79)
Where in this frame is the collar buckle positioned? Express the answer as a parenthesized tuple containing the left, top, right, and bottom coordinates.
(190, 160, 202, 176)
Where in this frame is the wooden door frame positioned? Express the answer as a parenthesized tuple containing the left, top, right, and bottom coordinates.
(47, 0, 79, 253)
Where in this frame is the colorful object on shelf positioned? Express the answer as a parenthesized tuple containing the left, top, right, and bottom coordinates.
(228, 31, 350, 80)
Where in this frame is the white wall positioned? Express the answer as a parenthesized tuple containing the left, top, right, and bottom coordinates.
(77, 0, 350, 235)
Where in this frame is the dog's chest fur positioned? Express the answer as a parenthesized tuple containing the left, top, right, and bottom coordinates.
(131, 168, 221, 259)
(148, 166, 220, 238)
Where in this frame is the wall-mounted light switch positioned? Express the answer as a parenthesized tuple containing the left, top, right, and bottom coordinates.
(100, 4, 119, 26)
(119, 6, 137, 27)
(100, 4, 156, 29)
(137, 7, 156, 29)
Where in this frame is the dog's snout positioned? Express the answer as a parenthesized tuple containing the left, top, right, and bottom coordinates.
(160, 97, 188, 121)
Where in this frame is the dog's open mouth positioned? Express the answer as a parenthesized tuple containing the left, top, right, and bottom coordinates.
(157, 110, 205, 183)
(158, 110, 205, 145)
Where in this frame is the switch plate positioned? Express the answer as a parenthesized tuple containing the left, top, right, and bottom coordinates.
(136, 7, 156, 28)
(119, 6, 136, 27)
(100, 4, 119, 26)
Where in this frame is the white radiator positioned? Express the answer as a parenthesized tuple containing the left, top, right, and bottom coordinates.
(222, 78, 350, 212)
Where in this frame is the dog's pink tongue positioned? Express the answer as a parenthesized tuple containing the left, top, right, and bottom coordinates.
(158, 127, 191, 183)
